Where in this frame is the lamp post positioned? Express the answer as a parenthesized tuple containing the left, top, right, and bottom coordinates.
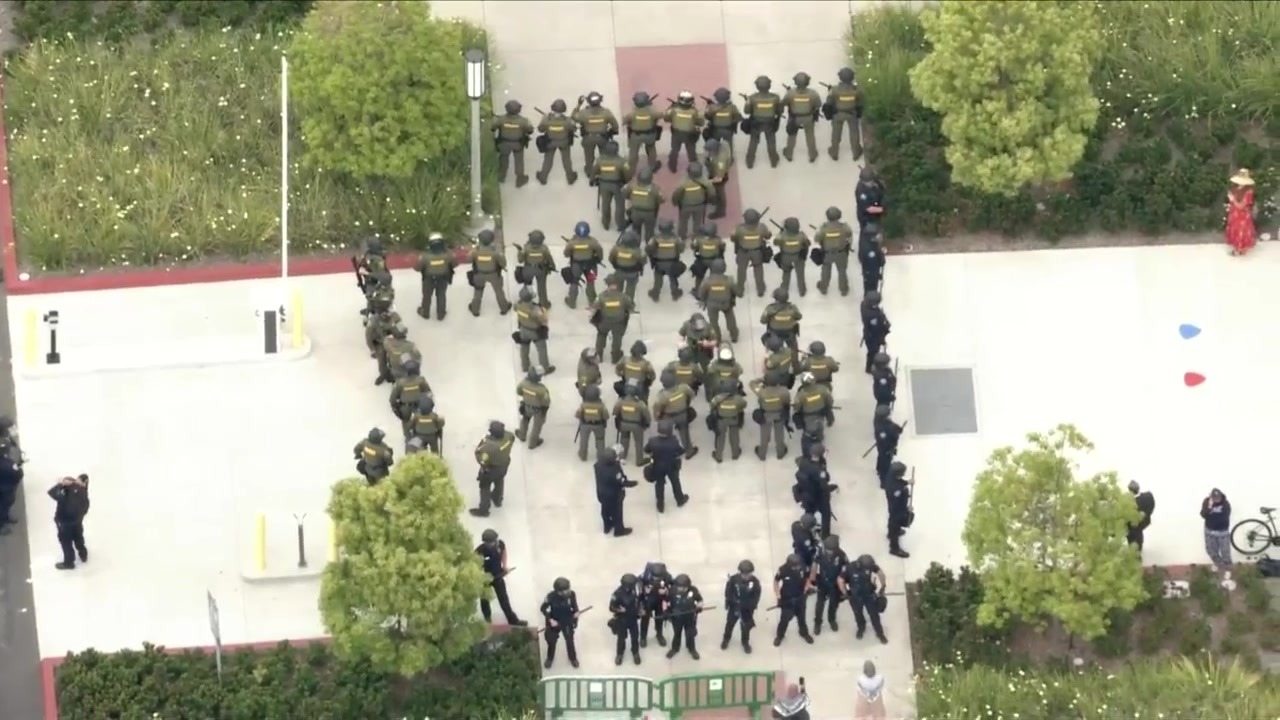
(464, 49, 487, 231)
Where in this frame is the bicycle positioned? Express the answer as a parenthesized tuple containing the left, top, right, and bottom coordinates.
(1230, 506, 1280, 556)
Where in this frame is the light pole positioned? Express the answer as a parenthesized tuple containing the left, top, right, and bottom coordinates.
(464, 49, 487, 231)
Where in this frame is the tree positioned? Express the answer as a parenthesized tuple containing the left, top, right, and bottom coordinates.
(320, 453, 491, 676)
(289, 1, 486, 179)
(961, 424, 1146, 641)
(909, 1, 1103, 196)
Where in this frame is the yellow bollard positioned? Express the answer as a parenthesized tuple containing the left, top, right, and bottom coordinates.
(255, 514, 267, 572)
(23, 310, 36, 367)
(290, 290, 304, 349)
(327, 518, 337, 562)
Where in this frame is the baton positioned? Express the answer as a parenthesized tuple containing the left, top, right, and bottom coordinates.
(536, 605, 594, 634)
(808, 224, 818, 231)
(819, 81, 834, 90)
(535, 108, 546, 116)
(769, 219, 784, 232)
(656, 604, 718, 620)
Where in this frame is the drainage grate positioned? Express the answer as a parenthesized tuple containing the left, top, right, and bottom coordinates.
(908, 367, 978, 435)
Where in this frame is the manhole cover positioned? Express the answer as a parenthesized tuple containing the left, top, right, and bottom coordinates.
(909, 367, 979, 435)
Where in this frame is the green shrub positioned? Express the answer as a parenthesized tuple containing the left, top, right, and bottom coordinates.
(1190, 565, 1229, 615)
(1091, 608, 1134, 658)
(1179, 617, 1213, 655)
(11, 0, 314, 45)
(1226, 610, 1256, 638)
(1260, 612, 1280, 652)
(911, 563, 1011, 667)
(1136, 567, 1169, 612)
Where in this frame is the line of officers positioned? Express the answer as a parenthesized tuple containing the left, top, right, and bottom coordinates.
(474, 529, 891, 669)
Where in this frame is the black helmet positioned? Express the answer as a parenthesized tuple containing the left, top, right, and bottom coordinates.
(809, 442, 825, 458)
(648, 561, 668, 576)
(874, 404, 891, 419)
(864, 290, 882, 306)
(0, 416, 13, 431)
(801, 513, 817, 529)
(860, 165, 878, 181)
(743, 208, 761, 224)
(856, 553, 875, 567)
(600, 445, 618, 462)
(874, 352, 891, 367)
(674, 573, 691, 586)
(786, 553, 802, 566)
(504, 99, 522, 114)
(809, 340, 826, 355)
(657, 218, 675, 234)
(368, 428, 384, 442)
(793, 72, 811, 87)
(657, 419, 675, 436)
(551, 98, 567, 113)
(783, 217, 800, 233)
(403, 359, 421, 375)
(518, 286, 534, 302)
(478, 229, 495, 245)
(417, 395, 434, 413)
(527, 366, 543, 382)
(365, 237, 383, 255)
(488, 420, 505, 437)
(481, 529, 498, 543)
(825, 206, 842, 221)
(620, 230, 640, 246)
(553, 577, 571, 592)
(713, 87, 731, 103)
(764, 334, 783, 351)
(636, 166, 653, 183)
(604, 139, 620, 155)
(704, 138, 721, 154)
(581, 347, 598, 362)
(709, 258, 726, 274)
(890, 461, 908, 477)
(738, 560, 754, 574)
(622, 573, 638, 586)
(583, 384, 601, 401)
(677, 346, 694, 363)
(754, 75, 771, 91)
(838, 67, 855, 84)
(631, 340, 647, 356)
(822, 535, 840, 551)
(772, 287, 788, 302)
(605, 272, 621, 288)
(633, 91, 651, 106)
(687, 161, 704, 179)
(660, 370, 676, 389)
(428, 232, 445, 249)
(701, 221, 718, 237)
(586, 91, 603, 106)
(528, 229, 545, 243)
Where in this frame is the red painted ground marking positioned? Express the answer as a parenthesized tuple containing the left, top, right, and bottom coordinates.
(1184, 372, 1206, 387)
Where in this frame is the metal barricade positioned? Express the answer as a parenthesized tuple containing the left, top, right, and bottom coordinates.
(657, 671, 776, 719)
(540, 675, 656, 719)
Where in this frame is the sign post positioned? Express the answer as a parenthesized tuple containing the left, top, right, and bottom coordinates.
(207, 590, 223, 680)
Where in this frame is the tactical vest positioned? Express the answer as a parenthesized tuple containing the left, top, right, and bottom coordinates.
(820, 225, 847, 251)
(834, 84, 859, 113)
(750, 94, 777, 121)
(544, 115, 572, 140)
(660, 388, 689, 414)
(474, 248, 499, 272)
(423, 254, 451, 277)
(710, 148, 732, 176)
(412, 413, 440, 437)
(362, 254, 388, 274)
(600, 295, 627, 321)
(523, 246, 550, 266)
(790, 90, 815, 115)
(620, 360, 649, 382)
(617, 399, 645, 423)
(397, 379, 426, 406)
(569, 240, 596, 262)
(799, 389, 825, 413)
(361, 442, 387, 467)
(678, 181, 706, 207)
(628, 185, 658, 210)
(516, 306, 541, 331)
(597, 157, 625, 183)
(765, 351, 790, 371)
(736, 226, 764, 250)
(613, 247, 642, 270)
(694, 237, 721, 259)
(670, 108, 697, 133)
(579, 402, 607, 424)
(761, 389, 785, 412)
(779, 234, 806, 254)
(716, 396, 742, 419)
(499, 116, 525, 141)
(767, 307, 798, 331)
(711, 105, 736, 128)
(519, 382, 548, 408)
(711, 363, 739, 383)
(806, 358, 833, 380)
(651, 237, 680, 260)
(581, 110, 610, 135)
(577, 362, 601, 387)
(670, 363, 698, 386)
(705, 277, 732, 301)
(631, 108, 656, 132)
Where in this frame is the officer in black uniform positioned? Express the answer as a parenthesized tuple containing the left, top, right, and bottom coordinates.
(871, 352, 897, 408)
(643, 419, 690, 512)
(884, 461, 913, 558)
(838, 554, 888, 643)
(639, 561, 674, 647)
(809, 535, 849, 635)
(860, 291, 891, 373)
(476, 529, 528, 626)
(665, 573, 705, 660)
(595, 446, 636, 537)
(790, 513, 821, 568)
(540, 577, 582, 668)
(609, 573, 643, 665)
(794, 442, 837, 537)
(858, 221, 886, 295)
(773, 554, 814, 646)
(855, 166, 887, 230)
(873, 404, 904, 484)
(722, 559, 762, 653)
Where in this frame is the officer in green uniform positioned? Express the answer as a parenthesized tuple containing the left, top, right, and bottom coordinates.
(815, 207, 854, 296)
(761, 288, 803, 359)
(516, 367, 552, 449)
(590, 274, 635, 364)
(730, 208, 772, 297)
(575, 384, 610, 462)
(354, 428, 394, 484)
(664, 91, 704, 172)
(773, 218, 811, 297)
(743, 75, 783, 169)
(695, 259, 739, 343)
(364, 302, 399, 357)
(612, 383, 652, 465)
(564, 221, 605, 308)
(494, 99, 533, 187)
(376, 323, 419, 386)
(517, 230, 556, 308)
(704, 344, 744, 401)
(671, 162, 715, 239)
(536, 99, 579, 186)
(574, 91, 620, 179)
(622, 167, 664, 241)
(703, 139, 734, 220)
(355, 237, 389, 293)
(826, 67, 864, 161)
(623, 91, 661, 174)
(761, 334, 795, 387)
(646, 219, 686, 301)
(389, 359, 431, 436)
(592, 140, 631, 231)
(577, 348, 602, 399)
(781, 73, 822, 163)
(362, 276, 395, 320)
(469, 230, 511, 316)
(749, 373, 792, 460)
(799, 340, 840, 393)
(407, 395, 445, 455)
(708, 385, 748, 462)
(514, 287, 555, 373)
(663, 346, 704, 396)
(652, 370, 699, 459)
(614, 340, 656, 402)
(792, 372, 835, 441)
(689, 221, 725, 286)
(470, 421, 515, 517)
(608, 230, 646, 302)
(414, 232, 456, 320)
(703, 87, 743, 155)
(678, 312, 721, 370)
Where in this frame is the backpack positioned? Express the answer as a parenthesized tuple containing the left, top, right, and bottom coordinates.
(1258, 557, 1280, 578)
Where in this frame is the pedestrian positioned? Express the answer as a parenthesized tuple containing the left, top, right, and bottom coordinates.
(1225, 168, 1256, 256)
(49, 474, 90, 570)
(1200, 488, 1232, 569)
(1126, 480, 1155, 553)
(853, 659, 888, 720)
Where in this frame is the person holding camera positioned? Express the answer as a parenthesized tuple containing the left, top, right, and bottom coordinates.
(49, 474, 90, 570)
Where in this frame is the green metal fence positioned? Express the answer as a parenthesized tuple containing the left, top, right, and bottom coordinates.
(659, 672, 775, 720)
(540, 671, 776, 719)
(541, 675, 655, 719)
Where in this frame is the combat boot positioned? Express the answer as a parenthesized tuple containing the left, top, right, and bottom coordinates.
(516, 175, 529, 188)
(632, 650, 641, 664)
(755, 445, 767, 461)
(615, 654, 624, 666)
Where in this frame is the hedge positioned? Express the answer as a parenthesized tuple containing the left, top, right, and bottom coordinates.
(54, 631, 541, 719)
(850, 3, 1279, 241)
(4, 11, 498, 272)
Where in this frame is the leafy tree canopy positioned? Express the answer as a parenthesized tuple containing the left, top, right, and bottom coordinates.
(321, 453, 491, 676)
(909, 1, 1103, 196)
(962, 424, 1146, 640)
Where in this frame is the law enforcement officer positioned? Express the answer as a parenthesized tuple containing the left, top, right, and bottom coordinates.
(517, 230, 556, 308)
(405, 436, 428, 456)
(838, 554, 888, 643)
(799, 341, 840, 393)
(855, 165, 887, 228)
(679, 311, 721, 370)
(665, 574, 705, 659)
(663, 346, 704, 396)
(614, 340, 657, 402)
(389, 360, 430, 435)
(590, 274, 634, 364)
(885, 461, 913, 558)
(613, 383, 652, 466)
(643, 420, 690, 512)
(645, 219, 686, 300)
(476, 529, 528, 626)
(623, 167, 664, 241)
(873, 404, 904, 483)
(608, 230, 646, 302)
(703, 138, 734, 220)
(773, 217, 811, 296)
(536, 99, 578, 185)
(407, 395, 445, 455)
(743, 75, 783, 169)
(795, 441, 837, 536)
(722, 560, 761, 653)
(859, 221, 886, 295)
(375, 323, 419, 386)
(515, 367, 551, 449)
(494, 99, 533, 186)
(731, 208, 772, 296)
(574, 91, 619, 178)
(609, 573, 644, 665)
(50, 475, 90, 570)
(871, 352, 897, 407)
(696, 259, 740, 343)
(514, 287, 555, 373)
(672, 162, 715, 239)
(623, 91, 662, 173)
(749, 372, 792, 460)
(564, 221, 605, 308)
(354, 428, 394, 484)
(704, 344, 744, 401)
(761, 288, 802, 357)
(782, 72, 822, 163)
(652, 371, 698, 459)
(792, 373, 835, 441)
(361, 274, 395, 319)
(762, 334, 795, 388)
(703, 87, 743, 154)
(469, 229, 511, 316)
(596, 446, 636, 537)
(825, 67, 864, 161)
(540, 577, 582, 668)
(363, 294, 398, 355)
(664, 91, 704, 172)
(708, 383, 748, 462)
(470, 421, 515, 517)
(791, 512, 821, 568)
(414, 232, 455, 320)
(592, 139, 631, 231)
(810, 535, 849, 635)
(639, 561, 674, 647)
(815, 207, 854, 296)
(576, 384, 609, 461)
(577, 348, 603, 399)
(355, 237, 389, 294)
(689, 221, 726, 287)
(861, 290, 891, 372)
(773, 554, 815, 645)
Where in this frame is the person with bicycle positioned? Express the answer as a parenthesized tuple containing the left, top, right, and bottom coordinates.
(1200, 488, 1233, 570)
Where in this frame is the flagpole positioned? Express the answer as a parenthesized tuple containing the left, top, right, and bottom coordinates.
(280, 54, 290, 280)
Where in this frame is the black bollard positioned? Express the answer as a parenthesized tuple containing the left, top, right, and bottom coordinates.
(43, 310, 61, 365)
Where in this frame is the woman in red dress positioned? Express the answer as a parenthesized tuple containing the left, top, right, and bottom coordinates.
(1225, 168, 1257, 256)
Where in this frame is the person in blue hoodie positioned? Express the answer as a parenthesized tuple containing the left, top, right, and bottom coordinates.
(1200, 488, 1232, 569)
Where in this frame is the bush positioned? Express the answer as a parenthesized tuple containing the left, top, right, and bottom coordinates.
(912, 563, 1010, 666)
(1190, 565, 1230, 615)
(12, 1, 315, 45)
(1179, 618, 1213, 656)
(1091, 608, 1134, 658)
